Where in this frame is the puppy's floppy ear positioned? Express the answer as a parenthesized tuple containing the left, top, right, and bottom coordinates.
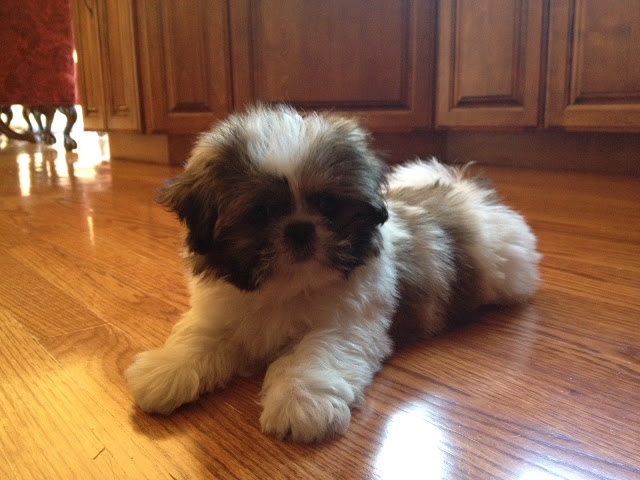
(157, 171, 218, 255)
(363, 156, 390, 227)
(369, 195, 389, 226)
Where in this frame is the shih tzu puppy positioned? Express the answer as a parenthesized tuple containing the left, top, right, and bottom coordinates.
(125, 104, 540, 442)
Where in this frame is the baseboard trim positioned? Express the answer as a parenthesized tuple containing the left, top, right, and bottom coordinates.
(445, 131, 640, 175)
(107, 130, 640, 175)
(108, 132, 196, 165)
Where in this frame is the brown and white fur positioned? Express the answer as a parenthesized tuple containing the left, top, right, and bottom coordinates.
(125, 104, 540, 443)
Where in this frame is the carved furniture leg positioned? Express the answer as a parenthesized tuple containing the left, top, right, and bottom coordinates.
(38, 106, 57, 145)
(30, 107, 47, 137)
(58, 105, 78, 151)
(0, 106, 37, 143)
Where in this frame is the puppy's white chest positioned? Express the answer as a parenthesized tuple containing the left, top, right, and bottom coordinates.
(233, 296, 314, 363)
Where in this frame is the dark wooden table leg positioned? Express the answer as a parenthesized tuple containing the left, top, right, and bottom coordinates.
(37, 106, 57, 145)
(58, 105, 78, 151)
(0, 107, 37, 143)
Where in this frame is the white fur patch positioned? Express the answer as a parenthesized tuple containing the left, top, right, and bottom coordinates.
(387, 157, 458, 189)
(244, 106, 308, 177)
(242, 107, 333, 180)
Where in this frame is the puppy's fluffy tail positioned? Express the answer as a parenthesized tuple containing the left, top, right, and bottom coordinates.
(386, 157, 471, 190)
(387, 158, 541, 307)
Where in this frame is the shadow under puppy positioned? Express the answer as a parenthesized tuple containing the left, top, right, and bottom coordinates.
(125, 104, 540, 443)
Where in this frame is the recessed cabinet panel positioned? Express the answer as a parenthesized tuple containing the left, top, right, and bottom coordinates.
(546, 0, 640, 130)
(102, 0, 140, 130)
(72, 0, 139, 131)
(137, 0, 232, 134)
(72, 0, 106, 130)
(436, 0, 544, 128)
(250, 0, 406, 107)
(455, 0, 521, 106)
(230, 0, 436, 131)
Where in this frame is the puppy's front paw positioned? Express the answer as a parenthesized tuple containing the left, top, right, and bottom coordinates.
(125, 348, 200, 415)
(260, 387, 352, 443)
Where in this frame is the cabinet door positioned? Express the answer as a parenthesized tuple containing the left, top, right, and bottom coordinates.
(100, 0, 140, 131)
(546, 0, 640, 131)
(436, 0, 544, 128)
(72, 0, 106, 131)
(229, 0, 435, 131)
(137, 0, 232, 134)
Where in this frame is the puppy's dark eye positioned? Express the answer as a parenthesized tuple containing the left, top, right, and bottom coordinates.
(309, 194, 339, 218)
(246, 202, 291, 224)
(247, 205, 270, 223)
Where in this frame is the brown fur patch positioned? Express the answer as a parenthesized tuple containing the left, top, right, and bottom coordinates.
(387, 182, 482, 339)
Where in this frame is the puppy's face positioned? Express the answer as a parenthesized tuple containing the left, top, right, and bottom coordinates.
(159, 105, 388, 292)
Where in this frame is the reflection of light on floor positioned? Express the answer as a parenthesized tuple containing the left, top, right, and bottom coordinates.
(51, 132, 110, 180)
(17, 153, 32, 196)
(87, 215, 95, 246)
(375, 403, 446, 480)
(13, 132, 110, 195)
(518, 468, 585, 480)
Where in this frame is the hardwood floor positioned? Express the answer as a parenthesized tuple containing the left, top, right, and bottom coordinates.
(1, 134, 639, 479)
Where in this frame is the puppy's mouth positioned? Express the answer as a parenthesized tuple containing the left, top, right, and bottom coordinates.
(289, 245, 315, 263)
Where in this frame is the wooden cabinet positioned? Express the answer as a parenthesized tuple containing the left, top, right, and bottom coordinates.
(229, 0, 436, 130)
(72, 0, 140, 131)
(72, 0, 106, 131)
(136, 0, 232, 134)
(546, 0, 640, 131)
(435, 0, 544, 128)
(102, 0, 140, 130)
(72, 0, 639, 169)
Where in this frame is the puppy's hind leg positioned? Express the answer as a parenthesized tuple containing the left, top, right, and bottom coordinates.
(125, 310, 237, 415)
(473, 205, 541, 306)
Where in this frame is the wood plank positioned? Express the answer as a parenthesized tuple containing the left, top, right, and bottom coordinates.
(0, 254, 105, 338)
(6, 243, 182, 347)
(0, 311, 179, 479)
(1, 136, 639, 478)
(40, 323, 371, 479)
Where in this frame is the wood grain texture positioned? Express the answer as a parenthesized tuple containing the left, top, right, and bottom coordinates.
(445, 130, 640, 175)
(546, 0, 640, 131)
(71, 0, 140, 131)
(72, 0, 107, 131)
(1, 135, 639, 479)
(136, 0, 232, 134)
(436, 0, 544, 128)
(101, 0, 140, 130)
(230, 0, 436, 131)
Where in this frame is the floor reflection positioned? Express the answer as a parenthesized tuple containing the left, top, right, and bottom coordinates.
(518, 466, 589, 480)
(375, 403, 446, 480)
(11, 132, 110, 196)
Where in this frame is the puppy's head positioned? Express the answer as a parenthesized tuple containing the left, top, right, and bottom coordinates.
(159, 104, 388, 292)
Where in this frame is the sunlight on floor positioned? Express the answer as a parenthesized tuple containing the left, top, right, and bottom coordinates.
(375, 403, 446, 480)
(14, 132, 110, 196)
(2, 104, 113, 196)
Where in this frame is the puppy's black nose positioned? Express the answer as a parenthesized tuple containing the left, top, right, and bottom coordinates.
(284, 221, 316, 247)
